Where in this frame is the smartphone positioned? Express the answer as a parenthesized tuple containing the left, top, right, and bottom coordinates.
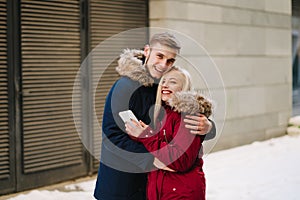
(119, 110, 139, 125)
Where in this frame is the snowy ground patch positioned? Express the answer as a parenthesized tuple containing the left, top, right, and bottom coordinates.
(204, 135, 300, 200)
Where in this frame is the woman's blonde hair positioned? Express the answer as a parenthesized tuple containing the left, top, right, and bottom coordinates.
(153, 66, 192, 126)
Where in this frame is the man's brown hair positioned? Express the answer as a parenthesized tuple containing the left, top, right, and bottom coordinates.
(149, 32, 181, 53)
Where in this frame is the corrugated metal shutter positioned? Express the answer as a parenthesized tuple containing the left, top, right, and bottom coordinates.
(90, 0, 148, 169)
(0, 0, 9, 181)
(20, 0, 84, 173)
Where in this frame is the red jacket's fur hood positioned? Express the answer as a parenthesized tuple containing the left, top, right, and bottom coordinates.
(116, 49, 154, 86)
(167, 91, 212, 118)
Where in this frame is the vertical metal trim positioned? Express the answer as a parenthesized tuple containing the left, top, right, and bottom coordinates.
(7, 0, 22, 192)
(80, 0, 94, 175)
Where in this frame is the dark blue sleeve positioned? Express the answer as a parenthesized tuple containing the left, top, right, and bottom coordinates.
(204, 119, 216, 141)
(101, 77, 154, 171)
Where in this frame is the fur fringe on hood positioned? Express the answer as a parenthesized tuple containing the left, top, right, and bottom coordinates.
(116, 49, 154, 86)
(167, 91, 213, 118)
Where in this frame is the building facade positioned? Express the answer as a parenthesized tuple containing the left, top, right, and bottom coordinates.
(0, 0, 148, 195)
(149, 0, 292, 150)
(0, 0, 293, 195)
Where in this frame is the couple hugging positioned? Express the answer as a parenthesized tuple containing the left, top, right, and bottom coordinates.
(94, 32, 216, 200)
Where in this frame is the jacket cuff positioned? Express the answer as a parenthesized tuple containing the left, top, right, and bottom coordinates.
(205, 119, 216, 140)
(138, 126, 156, 139)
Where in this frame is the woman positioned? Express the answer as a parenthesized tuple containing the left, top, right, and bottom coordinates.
(125, 66, 212, 200)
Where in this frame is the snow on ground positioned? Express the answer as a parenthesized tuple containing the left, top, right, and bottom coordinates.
(5, 134, 300, 200)
(4, 179, 96, 200)
(204, 135, 300, 200)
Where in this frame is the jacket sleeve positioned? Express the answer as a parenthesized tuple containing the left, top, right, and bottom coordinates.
(137, 115, 202, 172)
(102, 78, 154, 171)
(204, 119, 216, 141)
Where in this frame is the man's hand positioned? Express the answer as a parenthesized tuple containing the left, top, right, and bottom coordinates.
(184, 113, 212, 135)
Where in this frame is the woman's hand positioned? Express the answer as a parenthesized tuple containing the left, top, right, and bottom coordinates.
(125, 119, 148, 137)
(184, 113, 212, 135)
(153, 157, 175, 172)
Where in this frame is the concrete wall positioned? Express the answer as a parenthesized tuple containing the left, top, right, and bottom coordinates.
(149, 0, 292, 151)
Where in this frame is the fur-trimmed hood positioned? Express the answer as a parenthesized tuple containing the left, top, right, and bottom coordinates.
(116, 49, 154, 86)
(167, 91, 212, 118)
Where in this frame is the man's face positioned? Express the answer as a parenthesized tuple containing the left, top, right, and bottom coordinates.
(144, 43, 178, 79)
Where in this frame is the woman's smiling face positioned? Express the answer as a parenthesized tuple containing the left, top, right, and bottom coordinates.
(160, 70, 185, 102)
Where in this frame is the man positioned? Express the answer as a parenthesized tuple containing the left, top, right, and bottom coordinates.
(94, 32, 215, 200)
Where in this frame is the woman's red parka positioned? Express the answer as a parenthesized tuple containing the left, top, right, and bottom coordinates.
(135, 92, 212, 200)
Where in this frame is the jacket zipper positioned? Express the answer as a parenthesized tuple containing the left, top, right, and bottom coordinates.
(163, 129, 168, 143)
(163, 129, 174, 146)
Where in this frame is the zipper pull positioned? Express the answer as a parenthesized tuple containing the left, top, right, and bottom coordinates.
(163, 129, 168, 143)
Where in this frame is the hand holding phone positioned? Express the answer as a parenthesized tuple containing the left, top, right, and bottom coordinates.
(119, 110, 148, 137)
(119, 110, 139, 126)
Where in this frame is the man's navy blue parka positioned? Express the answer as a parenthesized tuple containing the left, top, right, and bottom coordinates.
(94, 50, 158, 200)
